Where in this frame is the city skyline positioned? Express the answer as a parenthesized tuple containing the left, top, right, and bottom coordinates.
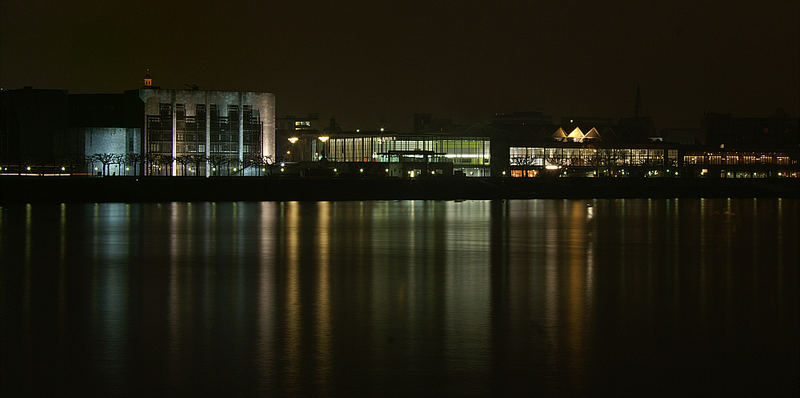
(1, 0, 798, 132)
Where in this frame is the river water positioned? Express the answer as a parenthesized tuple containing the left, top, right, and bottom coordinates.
(1, 199, 798, 396)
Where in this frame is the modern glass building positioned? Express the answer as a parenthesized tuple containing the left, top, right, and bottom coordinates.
(296, 133, 492, 176)
(508, 144, 679, 177)
(682, 150, 798, 178)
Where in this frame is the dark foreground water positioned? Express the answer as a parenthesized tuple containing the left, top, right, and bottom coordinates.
(1, 199, 798, 397)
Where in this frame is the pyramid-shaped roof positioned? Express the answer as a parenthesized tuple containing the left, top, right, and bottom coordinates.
(552, 127, 567, 138)
(567, 127, 584, 139)
(583, 127, 601, 139)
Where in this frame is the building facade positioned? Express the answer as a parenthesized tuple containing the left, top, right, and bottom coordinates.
(137, 88, 275, 176)
(289, 131, 491, 177)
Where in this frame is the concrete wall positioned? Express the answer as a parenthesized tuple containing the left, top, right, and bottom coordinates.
(82, 127, 141, 174)
(138, 89, 275, 175)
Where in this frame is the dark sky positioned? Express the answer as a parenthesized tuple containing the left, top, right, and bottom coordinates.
(2, 0, 798, 131)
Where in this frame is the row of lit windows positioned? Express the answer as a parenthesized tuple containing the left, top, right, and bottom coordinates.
(509, 147, 676, 167)
(683, 154, 793, 165)
(148, 143, 256, 155)
(319, 137, 491, 164)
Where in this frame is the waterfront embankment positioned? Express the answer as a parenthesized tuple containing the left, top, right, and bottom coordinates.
(1, 176, 798, 202)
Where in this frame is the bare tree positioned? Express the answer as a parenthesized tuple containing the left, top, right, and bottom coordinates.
(111, 154, 124, 175)
(207, 155, 229, 176)
(125, 153, 143, 176)
(149, 154, 173, 176)
(86, 154, 100, 174)
(241, 153, 266, 176)
(92, 153, 117, 176)
(187, 155, 206, 176)
(176, 155, 192, 176)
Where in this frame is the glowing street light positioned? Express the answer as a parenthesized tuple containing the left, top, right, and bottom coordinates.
(288, 137, 299, 144)
(318, 136, 329, 143)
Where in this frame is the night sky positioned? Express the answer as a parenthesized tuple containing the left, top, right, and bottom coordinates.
(1, 0, 798, 131)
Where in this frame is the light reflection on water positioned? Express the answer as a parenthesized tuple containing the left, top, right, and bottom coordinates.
(1, 199, 798, 397)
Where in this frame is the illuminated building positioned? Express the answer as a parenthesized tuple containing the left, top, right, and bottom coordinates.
(277, 114, 319, 162)
(1, 74, 276, 176)
(294, 130, 491, 177)
(508, 144, 679, 177)
(136, 79, 275, 176)
(682, 149, 798, 178)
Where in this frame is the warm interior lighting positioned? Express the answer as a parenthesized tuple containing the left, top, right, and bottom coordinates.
(318, 136, 330, 142)
(545, 165, 561, 170)
(288, 137, 299, 144)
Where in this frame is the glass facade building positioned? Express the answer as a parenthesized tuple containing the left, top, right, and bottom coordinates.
(312, 135, 491, 176)
(509, 146, 678, 167)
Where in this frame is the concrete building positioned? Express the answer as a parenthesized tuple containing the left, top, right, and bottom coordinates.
(135, 87, 275, 176)
(0, 87, 142, 175)
(276, 113, 319, 163)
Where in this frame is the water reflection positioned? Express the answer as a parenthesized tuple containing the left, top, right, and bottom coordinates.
(1, 199, 798, 396)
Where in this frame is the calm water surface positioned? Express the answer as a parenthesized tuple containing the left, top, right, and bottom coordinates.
(1, 199, 798, 396)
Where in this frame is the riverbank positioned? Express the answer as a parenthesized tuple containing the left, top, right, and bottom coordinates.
(0, 176, 798, 202)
